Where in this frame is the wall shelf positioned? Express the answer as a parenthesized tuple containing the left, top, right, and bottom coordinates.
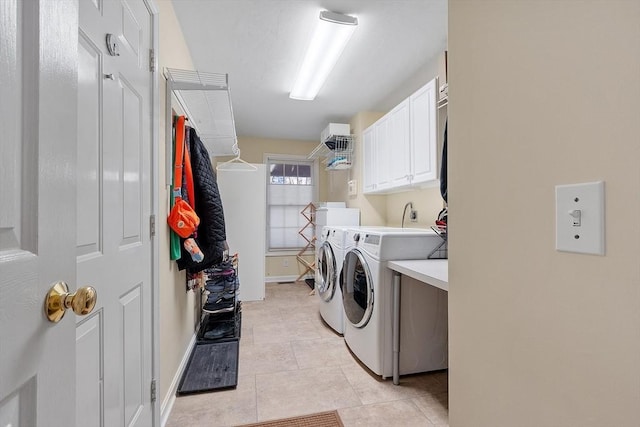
(438, 79, 448, 109)
(308, 135, 354, 170)
(165, 68, 239, 183)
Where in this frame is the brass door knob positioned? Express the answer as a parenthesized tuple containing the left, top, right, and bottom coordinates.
(45, 281, 97, 323)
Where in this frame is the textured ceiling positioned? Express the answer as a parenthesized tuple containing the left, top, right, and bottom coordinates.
(172, 0, 448, 142)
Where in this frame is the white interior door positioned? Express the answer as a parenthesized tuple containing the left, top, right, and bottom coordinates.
(77, 0, 154, 426)
(217, 164, 267, 301)
(0, 1, 78, 425)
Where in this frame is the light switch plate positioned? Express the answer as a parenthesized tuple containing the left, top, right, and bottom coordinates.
(555, 181, 605, 255)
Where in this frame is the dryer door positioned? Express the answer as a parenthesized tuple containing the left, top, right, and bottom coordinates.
(317, 241, 337, 302)
(341, 249, 374, 328)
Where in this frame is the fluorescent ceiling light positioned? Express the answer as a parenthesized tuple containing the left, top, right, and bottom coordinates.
(289, 11, 358, 101)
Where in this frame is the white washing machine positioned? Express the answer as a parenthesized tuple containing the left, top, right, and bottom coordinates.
(341, 227, 448, 378)
(315, 226, 350, 334)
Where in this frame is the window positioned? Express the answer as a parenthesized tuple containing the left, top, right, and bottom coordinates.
(266, 156, 317, 251)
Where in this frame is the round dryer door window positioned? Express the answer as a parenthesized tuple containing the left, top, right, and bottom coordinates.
(341, 249, 373, 328)
(317, 242, 336, 302)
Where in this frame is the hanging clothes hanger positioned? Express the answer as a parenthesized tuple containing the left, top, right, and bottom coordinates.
(216, 148, 258, 171)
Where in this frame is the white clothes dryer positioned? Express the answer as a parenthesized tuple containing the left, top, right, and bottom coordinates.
(315, 226, 350, 334)
(315, 226, 330, 291)
(341, 227, 448, 378)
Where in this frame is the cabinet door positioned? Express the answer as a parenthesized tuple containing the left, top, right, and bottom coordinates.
(362, 125, 377, 193)
(375, 114, 391, 191)
(410, 78, 437, 185)
(388, 99, 411, 188)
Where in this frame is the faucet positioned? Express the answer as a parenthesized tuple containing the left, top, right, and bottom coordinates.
(401, 201, 413, 228)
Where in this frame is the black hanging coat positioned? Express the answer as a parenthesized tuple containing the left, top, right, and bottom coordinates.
(177, 128, 227, 272)
(440, 120, 447, 203)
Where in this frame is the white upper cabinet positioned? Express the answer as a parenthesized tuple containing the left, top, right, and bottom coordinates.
(363, 78, 438, 194)
(409, 78, 438, 185)
(362, 126, 377, 193)
(374, 113, 391, 191)
(388, 98, 411, 188)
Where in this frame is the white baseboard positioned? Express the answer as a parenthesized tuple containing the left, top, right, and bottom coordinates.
(160, 332, 197, 427)
(265, 275, 311, 283)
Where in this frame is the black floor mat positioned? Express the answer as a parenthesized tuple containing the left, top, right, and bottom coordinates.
(177, 340, 239, 395)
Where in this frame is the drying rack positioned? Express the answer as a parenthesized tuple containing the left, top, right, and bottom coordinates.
(165, 68, 239, 184)
(296, 202, 316, 282)
(428, 225, 448, 259)
(308, 135, 354, 170)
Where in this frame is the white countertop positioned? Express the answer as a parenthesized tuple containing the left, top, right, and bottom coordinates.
(387, 259, 448, 292)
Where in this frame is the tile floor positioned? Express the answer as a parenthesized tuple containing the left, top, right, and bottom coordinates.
(166, 282, 449, 427)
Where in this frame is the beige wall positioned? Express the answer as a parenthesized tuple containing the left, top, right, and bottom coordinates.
(449, 1, 640, 426)
(157, 0, 198, 410)
(221, 135, 319, 161)
(385, 186, 444, 228)
(265, 254, 315, 281)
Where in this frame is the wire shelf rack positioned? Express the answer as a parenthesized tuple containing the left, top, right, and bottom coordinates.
(165, 68, 239, 162)
(308, 135, 354, 170)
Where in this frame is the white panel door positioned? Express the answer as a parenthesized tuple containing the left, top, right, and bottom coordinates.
(217, 164, 267, 301)
(0, 1, 78, 425)
(77, 0, 154, 426)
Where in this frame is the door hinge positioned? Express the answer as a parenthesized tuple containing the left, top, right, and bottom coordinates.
(149, 48, 156, 72)
(150, 379, 157, 403)
(150, 214, 156, 237)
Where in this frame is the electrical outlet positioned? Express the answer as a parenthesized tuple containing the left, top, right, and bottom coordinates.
(283, 259, 289, 267)
(348, 179, 357, 196)
(410, 210, 418, 222)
